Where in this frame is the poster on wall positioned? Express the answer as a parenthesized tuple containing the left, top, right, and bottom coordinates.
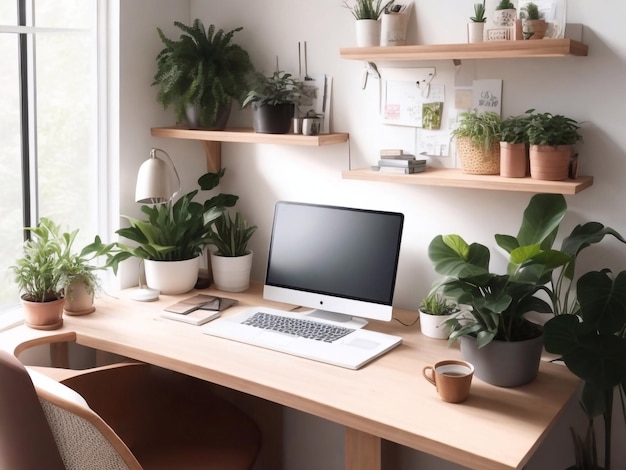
(472, 79, 503, 116)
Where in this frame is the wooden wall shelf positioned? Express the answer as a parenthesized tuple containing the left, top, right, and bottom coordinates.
(151, 127, 350, 172)
(342, 168, 593, 195)
(339, 38, 588, 62)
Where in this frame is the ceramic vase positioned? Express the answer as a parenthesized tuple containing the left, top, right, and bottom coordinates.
(144, 256, 200, 295)
(64, 279, 95, 316)
(356, 19, 381, 47)
(467, 22, 485, 43)
(210, 251, 253, 293)
(419, 310, 454, 339)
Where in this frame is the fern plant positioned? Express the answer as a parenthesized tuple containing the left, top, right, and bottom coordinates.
(152, 19, 254, 128)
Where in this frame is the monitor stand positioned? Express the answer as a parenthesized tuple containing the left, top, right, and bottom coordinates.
(303, 309, 368, 329)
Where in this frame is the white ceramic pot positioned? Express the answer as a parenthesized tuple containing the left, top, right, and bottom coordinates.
(210, 251, 253, 293)
(419, 309, 454, 339)
(467, 22, 485, 43)
(356, 19, 381, 47)
(144, 256, 200, 295)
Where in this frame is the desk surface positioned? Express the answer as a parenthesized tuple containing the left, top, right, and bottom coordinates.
(1, 282, 579, 470)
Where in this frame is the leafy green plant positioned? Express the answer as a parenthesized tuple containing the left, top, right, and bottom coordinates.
(10, 218, 114, 302)
(101, 170, 238, 272)
(428, 193, 625, 348)
(452, 110, 502, 151)
(496, 0, 516, 10)
(209, 211, 257, 257)
(152, 19, 254, 128)
(242, 71, 304, 108)
(544, 269, 626, 470)
(419, 292, 458, 316)
(520, 1, 542, 20)
(342, 0, 394, 20)
(525, 112, 583, 146)
(500, 109, 534, 144)
(470, 0, 487, 22)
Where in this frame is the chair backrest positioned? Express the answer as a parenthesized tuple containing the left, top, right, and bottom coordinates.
(0, 350, 142, 470)
(0, 349, 65, 470)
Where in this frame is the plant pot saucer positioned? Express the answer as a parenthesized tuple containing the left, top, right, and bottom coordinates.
(64, 306, 96, 316)
(25, 318, 63, 330)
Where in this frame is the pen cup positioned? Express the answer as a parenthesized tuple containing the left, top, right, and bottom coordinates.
(422, 360, 474, 403)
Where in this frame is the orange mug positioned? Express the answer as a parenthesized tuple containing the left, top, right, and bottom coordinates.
(423, 360, 474, 403)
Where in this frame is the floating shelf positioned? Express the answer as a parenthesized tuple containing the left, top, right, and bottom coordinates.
(339, 38, 588, 62)
(151, 127, 350, 172)
(342, 168, 593, 195)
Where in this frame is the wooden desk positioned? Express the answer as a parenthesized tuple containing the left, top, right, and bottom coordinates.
(0, 283, 579, 470)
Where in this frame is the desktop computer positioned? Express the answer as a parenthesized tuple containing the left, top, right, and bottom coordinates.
(203, 201, 405, 369)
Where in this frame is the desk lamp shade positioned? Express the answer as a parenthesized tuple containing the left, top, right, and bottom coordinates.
(135, 148, 180, 204)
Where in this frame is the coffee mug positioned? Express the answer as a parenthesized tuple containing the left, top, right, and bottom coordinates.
(422, 360, 474, 403)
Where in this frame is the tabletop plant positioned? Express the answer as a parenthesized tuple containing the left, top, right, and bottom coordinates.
(520, 1, 541, 20)
(500, 109, 534, 144)
(419, 291, 458, 316)
(242, 71, 304, 108)
(525, 112, 583, 147)
(342, 0, 395, 20)
(152, 19, 254, 129)
(470, 0, 487, 22)
(209, 211, 257, 257)
(100, 170, 238, 273)
(496, 0, 516, 10)
(452, 110, 502, 151)
(428, 193, 626, 348)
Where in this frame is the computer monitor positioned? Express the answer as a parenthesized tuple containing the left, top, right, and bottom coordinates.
(263, 201, 404, 327)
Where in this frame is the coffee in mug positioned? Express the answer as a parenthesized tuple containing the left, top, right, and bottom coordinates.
(422, 360, 474, 403)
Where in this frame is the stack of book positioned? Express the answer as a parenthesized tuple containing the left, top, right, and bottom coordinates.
(372, 149, 427, 174)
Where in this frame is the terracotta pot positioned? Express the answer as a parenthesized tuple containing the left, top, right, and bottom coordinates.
(529, 144, 572, 181)
(499, 142, 528, 178)
(21, 296, 65, 330)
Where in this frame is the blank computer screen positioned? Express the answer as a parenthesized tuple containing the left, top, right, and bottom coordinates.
(265, 202, 404, 305)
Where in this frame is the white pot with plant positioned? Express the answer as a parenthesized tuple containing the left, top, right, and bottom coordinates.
(209, 211, 257, 293)
(419, 291, 459, 340)
(493, 0, 517, 27)
(468, 0, 487, 43)
(98, 170, 239, 295)
(343, 0, 393, 47)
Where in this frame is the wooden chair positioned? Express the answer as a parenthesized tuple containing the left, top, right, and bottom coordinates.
(0, 350, 261, 469)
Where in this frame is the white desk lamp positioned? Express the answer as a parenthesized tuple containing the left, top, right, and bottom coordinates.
(130, 148, 181, 302)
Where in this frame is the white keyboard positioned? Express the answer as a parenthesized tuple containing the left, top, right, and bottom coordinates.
(202, 307, 402, 370)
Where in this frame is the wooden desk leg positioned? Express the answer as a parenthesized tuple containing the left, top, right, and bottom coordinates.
(50, 342, 69, 368)
(345, 427, 381, 470)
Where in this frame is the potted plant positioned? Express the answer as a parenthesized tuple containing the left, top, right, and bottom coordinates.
(418, 290, 459, 339)
(10, 218, 67, 330)
(544, 270, 626, 470)
(343, 0, 394, 46)
(428, 193, 625, 387)
(209, 211, 258, 292)
(525, 111, 582, 181)
(520, 2, 547, 39)
(152, 19, 254, 130)
(242, 71, 304, 134)
(452, 110, 502, 175)
(468, 0, 487, 43)
(494, 0, 517, 27)
(499, 109, 533, 177)
(103, 170, 238, 295)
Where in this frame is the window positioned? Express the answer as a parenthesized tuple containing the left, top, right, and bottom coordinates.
(0, 1, 103, 325)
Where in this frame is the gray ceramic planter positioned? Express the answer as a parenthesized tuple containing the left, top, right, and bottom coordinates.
(459, 333, 544, 387)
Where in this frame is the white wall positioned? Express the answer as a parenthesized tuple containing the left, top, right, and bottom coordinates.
(114, 0, 626, 468)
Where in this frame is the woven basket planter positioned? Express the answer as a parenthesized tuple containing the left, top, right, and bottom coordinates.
(457, 136, 500, 175)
